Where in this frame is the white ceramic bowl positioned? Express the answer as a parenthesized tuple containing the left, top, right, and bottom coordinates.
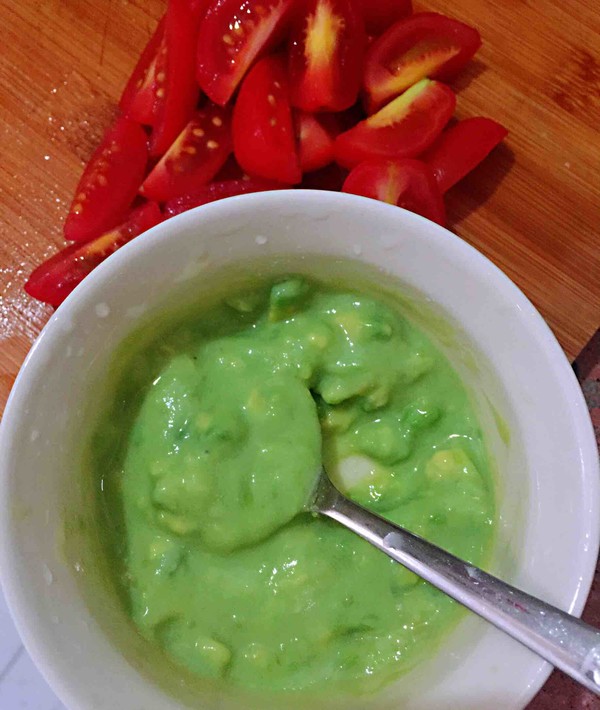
(0, 190, 598, 710)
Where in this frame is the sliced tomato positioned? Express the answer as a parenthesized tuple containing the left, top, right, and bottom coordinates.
(357, 0, 412, 38)
(64, 117, 148, 243)
(334, 78, 455, 168)
(150, 0, 202, 157)
(164, 178, 287, 217)
(119, 17, 165, 125)
(364, 12, 481, 110)
(187, 0, 212, 14)
(196, 0, 294, 106)
(141, 105, 233, 202)
(342, 158, 445, 225)
(287, 0, 366, 112)
(423, 117, 508, 193)
(26, 203, 162, 307)
(232, 55, 301, 183)
(296, 112, 335, 172)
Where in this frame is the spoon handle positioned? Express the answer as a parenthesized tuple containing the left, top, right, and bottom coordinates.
(316, 479, 600, 695)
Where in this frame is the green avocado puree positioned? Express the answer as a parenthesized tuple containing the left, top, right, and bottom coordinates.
(92, 275, 494, 696)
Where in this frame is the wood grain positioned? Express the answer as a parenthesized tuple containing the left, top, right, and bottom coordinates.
(1, 0, 599, 416)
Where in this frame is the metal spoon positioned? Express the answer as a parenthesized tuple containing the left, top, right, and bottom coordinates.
(310, 468, 600, 695)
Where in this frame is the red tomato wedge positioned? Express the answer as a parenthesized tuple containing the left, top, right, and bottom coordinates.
(343, 158, 445, 225)
(423, 116, 508, 193)
(357, 0, 412, 37)
(334, 78, 455, 168)
(141, 105, 233, 202)
(64, 118, 148, 243)
(26, 203, 162, 307)
(119, 17, 165, 125)
(164, 178, 287, 217)
(232, 56, 301, 183)
(150, 0, 202, 157)
(196, 0, 294, 106)
(364, 13, 481, 110)
(296, 112, 335, 172)
(288, 0, 366, 112)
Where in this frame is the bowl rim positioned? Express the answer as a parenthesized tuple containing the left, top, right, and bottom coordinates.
(1, 189, 598, 708)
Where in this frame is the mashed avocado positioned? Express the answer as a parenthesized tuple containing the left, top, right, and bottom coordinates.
(92, 275, 494, 695)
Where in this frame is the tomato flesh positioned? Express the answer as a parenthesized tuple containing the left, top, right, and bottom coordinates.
(357, 0, 412, 35)
(334, 78, 455, 168)
(232, 55, 301, 183)
(141, 104, 233, 202)
(64, 117, 148, 243)
(26, 203, 162, 307)
(164, 178, 287, 217)
(296, 111, 335, 172)
(288, 0, 366, 112)
(364, 12, 481, 110)
(343, 158, 445, 225)
(150, 0, 202, 157)
(423, 116, 508, 193)
(119, 17, 165, 125)
(197, 0, 294, 106)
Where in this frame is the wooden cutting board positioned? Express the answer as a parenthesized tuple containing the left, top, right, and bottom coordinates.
(1, 0, 599, 416)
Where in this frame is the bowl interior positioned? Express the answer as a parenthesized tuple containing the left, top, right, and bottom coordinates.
(1, 191, 598, 710)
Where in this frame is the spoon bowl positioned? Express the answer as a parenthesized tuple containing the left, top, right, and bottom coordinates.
(310, 466, 600, 695)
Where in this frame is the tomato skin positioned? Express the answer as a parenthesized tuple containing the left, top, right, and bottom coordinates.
(197, 0, 294, 106)
(163, 178, 287, 217)
(364, 12, 481, 110)
(296, 112, 335, 172)
(150, 0, 202, 157)
(119, 17, 166, 125)
(423, 117, 508, 193)
(343, 158, 445, 225)
(232, 55, 301, 184)
(64, 117, 148, 243)
(26, 203, 162, 307)
(357, 0, 411, 35)
(334, 78, 455, 168)
(288, 0, 366, 113)
(141, 104, 233, 202)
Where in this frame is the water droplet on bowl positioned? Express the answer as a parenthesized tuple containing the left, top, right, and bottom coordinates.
(95, 303, 110, 318)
